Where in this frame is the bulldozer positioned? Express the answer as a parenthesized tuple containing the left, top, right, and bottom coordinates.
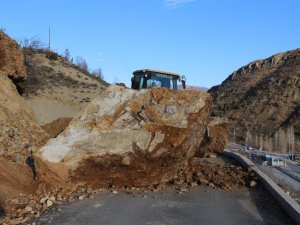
(131, 69, 186, 90)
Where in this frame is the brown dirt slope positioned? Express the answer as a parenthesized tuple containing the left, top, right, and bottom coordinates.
(0, 31, 27, 80)
(18, 49, 109, 125)
(209, 49, 300, 140)
(41, 117, 72, 138)
(0, 33, 50, 213)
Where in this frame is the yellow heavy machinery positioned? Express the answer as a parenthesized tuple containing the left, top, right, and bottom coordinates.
(131, 69, 186, 90)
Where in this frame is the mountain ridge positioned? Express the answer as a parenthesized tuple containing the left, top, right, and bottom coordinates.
(208, 48, 300, 146)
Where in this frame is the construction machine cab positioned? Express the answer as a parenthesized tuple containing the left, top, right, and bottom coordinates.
(131, 69, 186, 90)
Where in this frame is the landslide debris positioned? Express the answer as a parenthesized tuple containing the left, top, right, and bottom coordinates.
(37, 85, 212, 187)
(0, 31, 258, 225)
(209, 48, 300, 140)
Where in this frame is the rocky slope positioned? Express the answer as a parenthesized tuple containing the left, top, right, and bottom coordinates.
(0, 32, 49, 208)
(18, 49, 108, 125)
(209, 49, 300, 141)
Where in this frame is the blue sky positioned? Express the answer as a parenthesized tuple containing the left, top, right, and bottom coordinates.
(1, 0, 300, 88)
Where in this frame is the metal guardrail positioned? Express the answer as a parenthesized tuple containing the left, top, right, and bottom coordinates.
(275, 166, 300, 183)
(224, 150, 300, 225)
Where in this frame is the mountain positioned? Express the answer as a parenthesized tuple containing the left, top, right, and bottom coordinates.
(208, 49, 300, 143)
(178, 85, 208, 91)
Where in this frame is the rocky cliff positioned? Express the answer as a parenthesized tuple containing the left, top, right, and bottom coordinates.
(0, 31, 27, 80)
(209, 49, 300, 141)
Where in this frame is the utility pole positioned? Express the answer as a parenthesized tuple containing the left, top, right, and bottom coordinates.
(48, 27, 51, 50)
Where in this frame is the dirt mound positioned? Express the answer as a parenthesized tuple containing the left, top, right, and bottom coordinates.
(0, 31, 27, 80)
(42, 117, 72, 138)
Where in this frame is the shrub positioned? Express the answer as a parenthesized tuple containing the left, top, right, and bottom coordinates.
(44, 50, 59, 60)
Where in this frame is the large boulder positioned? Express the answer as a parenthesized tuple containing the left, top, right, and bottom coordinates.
(37, 86, 212, 188)
(0, 31, 27, 80)
(195, 117, 230, 157)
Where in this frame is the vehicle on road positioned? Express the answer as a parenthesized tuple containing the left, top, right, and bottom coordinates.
(131, 69, 186, 90)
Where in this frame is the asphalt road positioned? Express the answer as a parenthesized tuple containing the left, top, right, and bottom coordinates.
(29, 186, 292, 225)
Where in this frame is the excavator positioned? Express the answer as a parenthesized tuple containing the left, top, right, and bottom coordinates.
(131, 69, 186, 90)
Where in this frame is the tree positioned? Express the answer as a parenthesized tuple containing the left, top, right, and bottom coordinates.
(18, 35, 44, 49)
(63, 48, 71, 62)
(277, 128, 288, 152)
(92, 67, 104, 80)
(76, 56, 88, 72)
(287, 126, 295, 155)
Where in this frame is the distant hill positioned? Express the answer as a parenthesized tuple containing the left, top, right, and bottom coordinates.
(208, 49, 300, 144)
(18, 49, 109, 125)
(178, 85, 208, 92)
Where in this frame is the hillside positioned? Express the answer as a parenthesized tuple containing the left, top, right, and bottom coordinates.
(18, 49, 108, 125)
(208, 49, 300, 144)
(178, 85, 208, 92)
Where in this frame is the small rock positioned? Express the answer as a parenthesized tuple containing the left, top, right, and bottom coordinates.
(28, 146, 36, 152)
(46, 199, 53, 207)
(11, 199, 19, 204)
(49, 196, 56, 201)
(179, 187, 187, 192)
(112, 190, 118, 194)
(24, 206, 33, 212)
(209, 183, 216, 188)
(208, 154, 217, 159)
(40, 197, 48, 204)
(191, 182, 198, 188)
(199, 179, 209, 185)
(249, 180, 257, 187)
(120, 155, 131, 166)
(78, 196, 84, 200)
(68, 197, 75, 202)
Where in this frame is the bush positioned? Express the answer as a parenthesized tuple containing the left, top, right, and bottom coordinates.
(44, 50, 59, 60)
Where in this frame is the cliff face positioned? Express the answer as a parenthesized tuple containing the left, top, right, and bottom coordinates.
(209, 49, 300, 140)
(0, 31, 27, 80)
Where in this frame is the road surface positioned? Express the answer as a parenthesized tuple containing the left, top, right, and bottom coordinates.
(28, 186, 292, 225)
